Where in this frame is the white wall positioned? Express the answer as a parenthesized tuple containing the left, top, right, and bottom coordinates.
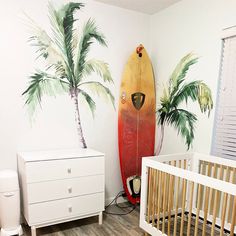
(2, 0, 236, 205)
(0, 0, 150, 203)
(150, 0, 236, 155)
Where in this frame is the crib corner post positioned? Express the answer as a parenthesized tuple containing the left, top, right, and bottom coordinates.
(140, 159, 149, 230)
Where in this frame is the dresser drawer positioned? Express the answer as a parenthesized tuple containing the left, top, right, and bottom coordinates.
(25, 156, 104, 183)
(27, 192, 104, 225)
(27, 175, 104, 203)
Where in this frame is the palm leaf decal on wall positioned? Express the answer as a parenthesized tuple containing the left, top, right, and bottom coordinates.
(22, 2, 115, 148)
(156, 53, 213, 154)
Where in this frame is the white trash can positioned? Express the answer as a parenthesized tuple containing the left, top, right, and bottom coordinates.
(0, 170, 22, 236)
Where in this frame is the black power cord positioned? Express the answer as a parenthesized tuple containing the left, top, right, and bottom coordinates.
(104, 191, 137, 215)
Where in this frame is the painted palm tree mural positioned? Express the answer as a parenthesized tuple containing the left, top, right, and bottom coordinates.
(22, 2, 114, 148)
(156, 53, 213, 154)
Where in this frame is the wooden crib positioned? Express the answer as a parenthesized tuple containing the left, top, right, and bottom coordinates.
(140, 153, 236, 236)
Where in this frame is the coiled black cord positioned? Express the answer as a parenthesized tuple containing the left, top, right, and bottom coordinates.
(104, 191, 137, 215)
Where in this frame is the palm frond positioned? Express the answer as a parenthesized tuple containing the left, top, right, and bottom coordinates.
(78, 81, 115, 109)
(52, 61, 67, 79)
(82, 59, 113, 83)
(26, 15, 65, 65)
(160, 87, 170, 104)
(59, 2, 84, 71)
(78, 90, 96, 117)
(28, 27, 51, 60)
(171, 80, 201, 106)
(198, 82, 213, 116)
(48, 2, 84, 84)
(171, 81, 213, 116)
(22, 71, 69, 116)
(166, 109, 197, 149)
(25, 14, 69, 81)
(169, 53, 198, 96)
(157, 107, 168, 126)
(158, 87, 171, 125)
(48, 3, 68, 61)
(75, 18, 107, 83)
(29, 27, 67, 80)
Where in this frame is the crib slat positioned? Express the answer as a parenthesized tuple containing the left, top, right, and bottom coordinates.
(220, 192, 229, 236)
(152, 169, 157, 227)
(230, 196, 236, 236)
(209, 163, 217, 214)
(173, 177, 179, 236)
(220, 167, 230, 236)
(216, 165, 225, 216)
(147, 168, 153, 224)
(154, 170, 159, 227)
(228, 168, 236, 223)
(211, 190, 219, 236)
(162, 173, 168, 233)
(202, 163, 212, 236)
(194, 184, 202, 236)
(211, 165, 224, 236)
(168, 174, 174, 236)
(194, 162, 204, 236)
(147, 168, 152, 223)
(173, 160, 181, 236)
(202, 186, 210, 236)
(180, 178, 187, 236)
(187, 181, 194, 236)
(157, 171, 162, 230)
(180, 160, 187, 236)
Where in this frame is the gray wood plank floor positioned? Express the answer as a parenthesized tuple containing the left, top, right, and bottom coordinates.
(22, 204, 145, 236)
(22, 204, 229, 236)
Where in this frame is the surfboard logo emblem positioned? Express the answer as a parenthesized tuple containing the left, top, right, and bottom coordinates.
(131, 92, 145, 110)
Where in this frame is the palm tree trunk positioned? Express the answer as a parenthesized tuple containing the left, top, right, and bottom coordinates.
(70, 88, 87, 148)
(155, 125, 165, 156)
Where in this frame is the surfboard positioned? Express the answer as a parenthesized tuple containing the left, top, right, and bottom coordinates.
(118, 45, 156, 204)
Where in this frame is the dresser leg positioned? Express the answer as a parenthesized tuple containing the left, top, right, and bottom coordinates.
(98, 212, 103, 225)
(31, 226, 37, 236)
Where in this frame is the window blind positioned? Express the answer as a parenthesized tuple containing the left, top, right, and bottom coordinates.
(212, 30, 236, 160)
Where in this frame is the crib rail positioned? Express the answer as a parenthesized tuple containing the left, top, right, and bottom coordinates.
(140, 154, 236, 236)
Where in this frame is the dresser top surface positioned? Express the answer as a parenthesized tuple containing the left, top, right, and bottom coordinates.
(17, 148, 104, 162)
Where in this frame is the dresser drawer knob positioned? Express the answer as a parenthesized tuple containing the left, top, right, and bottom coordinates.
(68, 206, 72, 213)
(67, 168, 72, 174)
(68, 187, 72, 193)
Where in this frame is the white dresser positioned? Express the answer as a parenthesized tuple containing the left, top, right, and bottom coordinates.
(17, 148, 105, 236)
